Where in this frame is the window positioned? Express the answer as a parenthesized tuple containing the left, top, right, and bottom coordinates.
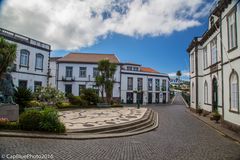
(148, 78, 153, 91)
(155, 79, 160, 91)
(65, 84, 72, 94)
(227, 9, 237, 50)
(93, 68, 98, 78)
(137, 78, 143, 91)
(127, 77, 133, 90)
(66, 67, 73, 77)
(210, 16, 214, 27)
(192, 83, 194, 103)
(20, 49, 29, 67)
(203, 46, 208, 69)
(162, 80, 166, 91)
(211, 38, 217, 64)
(127, 66, 132, 71)
(191, 54, 194, 73)
(204, 81, 208, 104)
(133, 67, 138, 71)
(79, 85, 86, 96)
(34, 81, 42, 92)
(35, 54, 44, 70)
(230, 71, 239, 112)
(19, 80, 28, 89)
(79, 67, 87, 78)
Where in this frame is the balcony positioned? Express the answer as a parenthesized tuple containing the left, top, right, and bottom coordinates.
(0, 27, 51, 51)
(210, 63, 218, 73)
(62, 76, 75, 81)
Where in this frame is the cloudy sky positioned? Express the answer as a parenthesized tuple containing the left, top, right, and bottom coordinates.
(0, 0, 214, 79)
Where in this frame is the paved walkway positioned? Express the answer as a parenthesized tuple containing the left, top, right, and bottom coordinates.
(0, 94, 240, 160)
(59, 108, 147, 131)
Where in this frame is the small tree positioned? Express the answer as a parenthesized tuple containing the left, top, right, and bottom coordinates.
(0, 37, 17, 79)
(96, 59, 117, 103)
(176, 70, 182, 87)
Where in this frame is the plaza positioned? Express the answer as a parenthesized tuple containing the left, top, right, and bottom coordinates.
(0, 94, 240, 160)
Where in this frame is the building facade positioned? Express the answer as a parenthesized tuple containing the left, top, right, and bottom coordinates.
(121, 63, 169, 104)
(187, 0, 240, 130)
(50, 54, 170, 104)
(0, 28, 51, 91)
(50, 53, 121, 99)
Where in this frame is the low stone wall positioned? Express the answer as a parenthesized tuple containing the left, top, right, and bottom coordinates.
(0, 104, 19, 121)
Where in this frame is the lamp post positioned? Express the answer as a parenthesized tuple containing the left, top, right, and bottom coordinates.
(134, 90, 141, 109)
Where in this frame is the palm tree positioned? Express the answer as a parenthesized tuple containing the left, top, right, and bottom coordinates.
(0, 37, 17, 79)
(96, 59, 117, 103)
(176, 70, 182, 87)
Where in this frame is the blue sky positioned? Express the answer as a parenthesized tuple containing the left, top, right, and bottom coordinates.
(0, 0, 213, 78)
(52, 22, 208, 76)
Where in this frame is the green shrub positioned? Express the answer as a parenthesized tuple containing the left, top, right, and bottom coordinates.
(80, 88, 99, 105)
(68, 95, 81, 105)
(28, 100, 46, 108)
(40, 107, 65, 133)
(19, 109, 42, 131)
(56, 102, 73, 108)
(68, 95, 88, 107)
(111, 104, 123, 107)
(14, 87, 34, 113)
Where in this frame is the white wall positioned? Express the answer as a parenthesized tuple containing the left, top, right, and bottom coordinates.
(121, 71, 169, 104)
(57, 62, 121, 98)
(6, 40, 49, 91)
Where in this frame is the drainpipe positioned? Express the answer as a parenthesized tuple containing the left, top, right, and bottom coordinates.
(220, 13, 224, 119)
(194, 38, 199, 109)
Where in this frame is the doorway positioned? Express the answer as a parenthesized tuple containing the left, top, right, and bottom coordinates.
(148, 92, 152, 104)
(126, 92, 133, 104)
(212, 78, 218, 111)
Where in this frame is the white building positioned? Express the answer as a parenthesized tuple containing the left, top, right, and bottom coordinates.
(120, 63, 169, 104)
(50, 54, 170, 104)
(187, 0, 240, 131)
(50, 53, 121, 100)
(0, 28, 51, 91)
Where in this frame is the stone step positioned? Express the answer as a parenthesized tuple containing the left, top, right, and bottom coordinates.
(129, 112, 158, 133)
(67, 108, 154, 134)
(98, 110, 155, 134)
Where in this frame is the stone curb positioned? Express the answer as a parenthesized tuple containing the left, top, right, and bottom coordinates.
(0, 112, 158, 140)
(181, 96, 240, 144)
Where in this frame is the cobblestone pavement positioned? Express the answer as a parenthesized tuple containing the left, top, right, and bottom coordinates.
(1, 94, 240, 160)
(59, 107, 147, 130)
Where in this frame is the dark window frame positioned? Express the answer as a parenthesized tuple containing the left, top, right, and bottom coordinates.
(35, 53, 44, 71)
(20, 49, 30, 69)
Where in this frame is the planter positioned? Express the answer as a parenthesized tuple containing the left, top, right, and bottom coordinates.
(97, 103, 111, 108)
(213, 114, 221, 123)
(196, 108, 203, 116)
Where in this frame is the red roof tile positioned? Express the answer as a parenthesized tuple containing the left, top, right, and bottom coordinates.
(140, 67, 160, 74)
(57, 53, 119, 63)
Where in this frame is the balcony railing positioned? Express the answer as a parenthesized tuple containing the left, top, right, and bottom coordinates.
(0, 28, 51, 51)
(62, 76, 75, 81)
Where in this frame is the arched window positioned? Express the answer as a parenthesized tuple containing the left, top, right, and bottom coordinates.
(204, 81, 208, 104)
(192, 83, 194, 103)
(35, 53, 44, 70)
(20, 49, 30, 67)
(230, 71, 239, 112)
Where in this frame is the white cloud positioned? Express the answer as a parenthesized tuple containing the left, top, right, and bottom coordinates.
(0, 0, 211, 50)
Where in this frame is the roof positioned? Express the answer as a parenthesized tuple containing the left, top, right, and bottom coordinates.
(57, 53, 120, 63)
(123, 62, 141, 66)
(50, 57, 62, 61)
(140, 67, 160, 74)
